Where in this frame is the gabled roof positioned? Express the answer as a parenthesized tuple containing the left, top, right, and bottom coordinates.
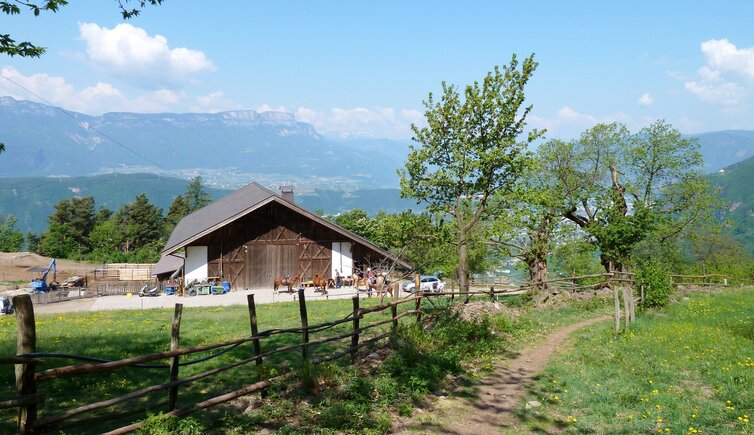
(161, 182, 410, 268)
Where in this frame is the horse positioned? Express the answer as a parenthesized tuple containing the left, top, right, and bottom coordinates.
(369, 275, 395, 303)
(312, 273, 328, 294)
(273, 274, 300, 294)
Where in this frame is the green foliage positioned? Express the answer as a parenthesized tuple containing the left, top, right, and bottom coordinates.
(137, 413, 204, 435)
(117, 193, 165, 255)
(37, 222, 78, 258)
(685, 231, 754, 285)
(400, 54, 542, 290)
(45, 196, 96, 254)
(0, 215, 23, 252)
(165, 194, 189, 228)
(547, 120, 715, 271)
(184, 176, 211, 213)
(551, 238, 603, 281)
(634, 260, 673, 308)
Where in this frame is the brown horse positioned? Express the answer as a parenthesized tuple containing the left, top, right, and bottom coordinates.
(273, 274, 300, 294)
(370, 275, 395, 302)
(312, 273, 327, 294)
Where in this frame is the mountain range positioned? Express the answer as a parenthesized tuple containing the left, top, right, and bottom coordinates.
(0, 96, 406, 190)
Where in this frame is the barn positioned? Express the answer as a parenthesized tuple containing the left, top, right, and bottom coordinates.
(161, 182, 409, 290)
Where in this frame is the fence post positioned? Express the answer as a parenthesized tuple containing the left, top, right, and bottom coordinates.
(613, 287, 621, 334)
(247, 294, 266, 398)
(351, 296, 360, 363)
(168, 303, 183, 411)
(13, 294, 37, 433)
(391, 304, 398, 331)
(640, 284, 644, 305)
(298, 289, 309, 362)
(415, 293, 422, 324)
(622, 287, 630, 328)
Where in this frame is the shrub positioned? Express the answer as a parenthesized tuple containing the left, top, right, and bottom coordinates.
(635, 260, 673, 308)
(137, 413, 204, 435)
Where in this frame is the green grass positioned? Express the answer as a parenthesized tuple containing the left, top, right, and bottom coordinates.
(521, 288, 754, 434)
(0, 293, 613, 433)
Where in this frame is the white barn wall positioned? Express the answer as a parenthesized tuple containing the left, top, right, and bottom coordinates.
(185, 246, 208, 284)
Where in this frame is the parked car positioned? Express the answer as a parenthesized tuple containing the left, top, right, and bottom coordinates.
(401, 276, 445, 293)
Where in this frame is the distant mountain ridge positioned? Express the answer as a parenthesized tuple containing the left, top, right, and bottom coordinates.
(707, 154, 754, 255)
(693, 130, 754, 172)
(0, 96, 404, 188)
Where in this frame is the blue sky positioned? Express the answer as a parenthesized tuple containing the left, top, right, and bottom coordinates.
(2, 1, 754, 139)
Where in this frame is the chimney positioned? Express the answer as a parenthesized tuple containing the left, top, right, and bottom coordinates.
(280, 185, 294, 203)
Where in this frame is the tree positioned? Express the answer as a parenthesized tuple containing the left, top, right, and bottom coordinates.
(400, 54, 542, 293)
(551, 120, 714, 271)
(332, 209, 379, 243)
(165, 194, 189, 227)
(42, 196, 96, 256)
(1, 0, 163, 57)
(117, 193, 164, 255)
(0, 215, 24, 252)
(489, 149, 564, 293)
(185, 176, 211, 213)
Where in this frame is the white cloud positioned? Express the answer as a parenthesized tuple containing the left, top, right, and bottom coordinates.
(78, 22, 216, 87)
(0, 66, 237, 115)
(700, 38, 754, 78)
(528, 106, 634, 139)
(638, 93, 654, 106)
(682, 38, 753, 106)
(684, 80, 744, 106)
(291, 106, 421, 139)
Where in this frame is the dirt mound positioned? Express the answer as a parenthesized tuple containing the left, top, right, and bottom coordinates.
(0, 252, 95, 283)
(451, 301, 521, 323)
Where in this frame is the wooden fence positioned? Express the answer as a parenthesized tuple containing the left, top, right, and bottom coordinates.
(1, 272, 728, 433)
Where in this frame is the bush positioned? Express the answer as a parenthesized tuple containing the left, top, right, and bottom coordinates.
(137, 413, 204, 435)
(635, 260, 673, 308)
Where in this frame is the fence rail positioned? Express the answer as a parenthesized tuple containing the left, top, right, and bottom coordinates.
(2, 271, 728, 433)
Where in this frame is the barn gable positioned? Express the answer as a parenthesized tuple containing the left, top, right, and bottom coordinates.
(161, 183, 409, 290)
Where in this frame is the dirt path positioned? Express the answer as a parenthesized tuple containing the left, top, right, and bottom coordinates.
(393, 315, 611, 434)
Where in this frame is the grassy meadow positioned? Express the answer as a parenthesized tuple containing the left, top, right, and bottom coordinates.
(0, 293, 610, 433)
(520, 288, 754, 434)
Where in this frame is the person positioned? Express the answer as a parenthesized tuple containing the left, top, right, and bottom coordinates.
(335, 269, 342, 289)
(367, 267, 376, 285)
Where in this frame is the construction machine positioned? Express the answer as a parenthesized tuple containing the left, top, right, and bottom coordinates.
(30, 258, 57, 292)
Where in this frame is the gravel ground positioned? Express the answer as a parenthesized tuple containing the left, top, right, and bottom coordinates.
(30, 285, 399, 314)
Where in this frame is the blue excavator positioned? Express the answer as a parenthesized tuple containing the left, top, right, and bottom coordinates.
(30, 258, 57, 292)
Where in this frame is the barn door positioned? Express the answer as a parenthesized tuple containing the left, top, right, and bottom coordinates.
(247, 244, 299, 290)
(299, 242, 331, 280)
(223, 244, 247, 289)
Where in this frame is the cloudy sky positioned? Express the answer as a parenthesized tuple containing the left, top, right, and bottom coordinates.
(2, 1, 754, 139)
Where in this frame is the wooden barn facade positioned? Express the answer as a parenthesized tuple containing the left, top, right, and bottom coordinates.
(161, 183, 408, 290)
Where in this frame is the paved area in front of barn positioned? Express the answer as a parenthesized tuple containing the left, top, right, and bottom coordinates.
(31, 285, 402, 314)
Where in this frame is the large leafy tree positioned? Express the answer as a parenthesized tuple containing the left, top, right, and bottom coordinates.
(117, 193, 164, 255)
(400, 54, 542, 293)
(551, 120, 717, 271)
(38, 196, 96, 257)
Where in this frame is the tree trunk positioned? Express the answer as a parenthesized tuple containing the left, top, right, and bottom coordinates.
(457, 237, 469, 294)
(528, 256, 548, 288)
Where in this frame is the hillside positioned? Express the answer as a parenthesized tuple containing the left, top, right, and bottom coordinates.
(0, 173, 228, 234)
(708, 155, 754, 254)
(0, 174, 417, 235)
(694, 130, 754, 172)
(0, 97, 404, 189)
